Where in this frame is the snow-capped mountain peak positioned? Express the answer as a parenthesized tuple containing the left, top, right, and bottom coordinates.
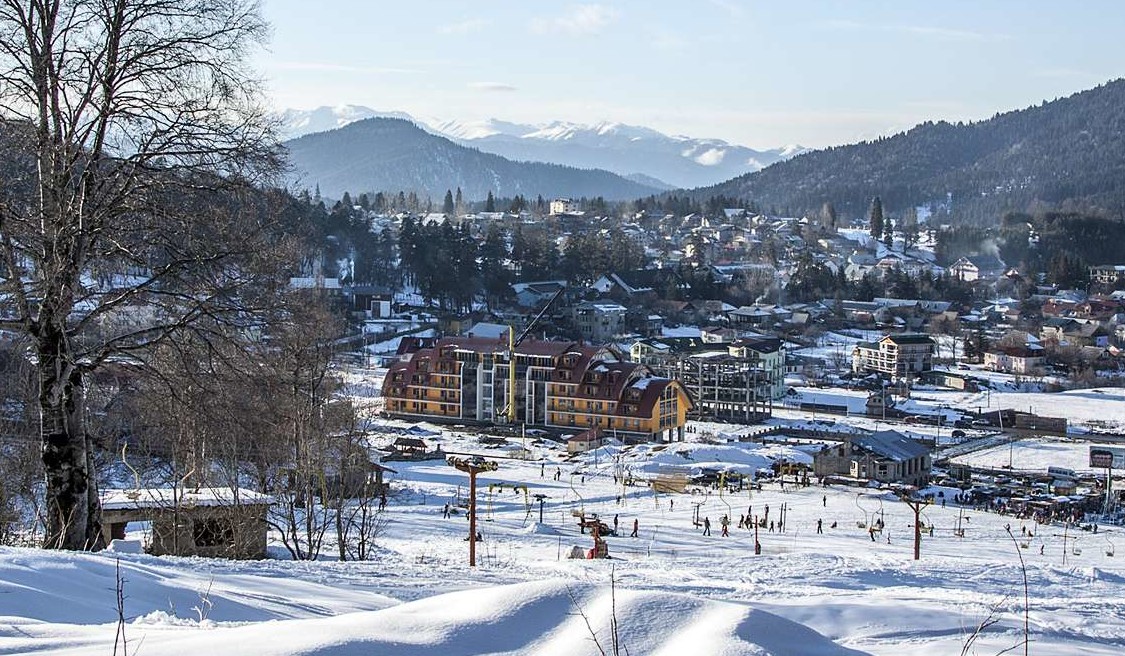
(279, 105, 416, 139)
(279, 105, 806, 188)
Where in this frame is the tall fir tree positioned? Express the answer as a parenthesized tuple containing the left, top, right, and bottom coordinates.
(869, 196, 884, 240)
(442, 189, 455, 215)
(883, 216, 894, 248)
(485, 190, 495, 212)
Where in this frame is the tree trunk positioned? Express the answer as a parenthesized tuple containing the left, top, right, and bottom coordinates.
(39, 329, 100, 550)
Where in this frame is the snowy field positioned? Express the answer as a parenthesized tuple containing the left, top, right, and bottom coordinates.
(950, 436, 1118, 473)
(3, 419, 1125, 655)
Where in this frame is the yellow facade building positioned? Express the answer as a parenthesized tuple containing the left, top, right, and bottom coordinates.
(383, 336, 692, 442)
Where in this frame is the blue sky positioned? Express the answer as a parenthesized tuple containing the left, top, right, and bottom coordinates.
(256, 1, 1122, 149)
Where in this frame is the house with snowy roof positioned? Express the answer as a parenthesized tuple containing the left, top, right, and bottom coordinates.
(100, 487, 272, 559)
(813, 430, 931, 487)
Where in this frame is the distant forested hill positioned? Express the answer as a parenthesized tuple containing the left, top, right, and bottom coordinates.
(698, 80, 1125, 222)
(284, 118, 659, 201)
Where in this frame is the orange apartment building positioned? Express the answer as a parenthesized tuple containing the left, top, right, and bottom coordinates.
(382, 336, 693, 442)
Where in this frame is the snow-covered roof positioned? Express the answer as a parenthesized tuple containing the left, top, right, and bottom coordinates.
(102, 487, 272, 511)
(853, 431, 930, 462)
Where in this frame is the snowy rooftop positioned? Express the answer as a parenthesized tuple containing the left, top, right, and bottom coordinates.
(101, 487, 273, 511)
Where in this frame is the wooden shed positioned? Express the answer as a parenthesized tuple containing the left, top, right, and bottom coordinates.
(100, 487, 273, 559)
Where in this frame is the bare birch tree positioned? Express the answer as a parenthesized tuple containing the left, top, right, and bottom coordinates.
(0, 0, 281, 549)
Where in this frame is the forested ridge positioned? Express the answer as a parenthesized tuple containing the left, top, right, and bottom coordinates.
(698, 79, 1125, 222)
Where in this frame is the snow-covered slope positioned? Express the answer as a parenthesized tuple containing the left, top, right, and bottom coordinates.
(6, 410, 1125, 655)
(279, 106, 807, 189)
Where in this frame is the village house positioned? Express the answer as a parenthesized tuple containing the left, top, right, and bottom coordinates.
(511, 280, 567, 308)
(1040, 318, 1110, 347)
(99, 487, 272, 559)
(852, 333, 935, 378)
(1089, 264, 1125, 286)
(812, 431, 932, 487)
(950, 254, 1006, 282)
(566, 427, 606, 454)
(591, 269, 686, 300)
(549, 198, 581, 215)
(571, 300, 627, 343)
(984, 345, 1046, 375)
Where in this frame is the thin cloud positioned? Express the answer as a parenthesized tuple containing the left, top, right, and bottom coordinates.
(468, 82, 518, 92)
(1034, 67, 1103, 81)
(270, 61, 421, 75)
(437, 18, 490, 35)
(708, 0, 744, 18)
(824, 19, 1008, 42)
(531, 4, 620, 36)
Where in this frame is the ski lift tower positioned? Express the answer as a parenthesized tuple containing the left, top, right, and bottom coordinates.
(448, 455, 499, 567)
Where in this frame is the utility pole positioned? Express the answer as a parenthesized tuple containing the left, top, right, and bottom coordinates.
(448, 455, 499, 566)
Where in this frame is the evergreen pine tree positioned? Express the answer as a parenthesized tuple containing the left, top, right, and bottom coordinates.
(883, 216, 894, 248)
(485, 190, 495, 212)
(869, 196, 884, 240)
(443, 189, 455, 215)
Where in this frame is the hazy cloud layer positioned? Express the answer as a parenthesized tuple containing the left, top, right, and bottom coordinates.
(531, 4, 620, 36)
(468, 82, 518, 92)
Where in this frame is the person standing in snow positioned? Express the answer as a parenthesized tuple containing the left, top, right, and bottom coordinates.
(703, 517, 711, 536)
(631, 518, 639, 538)
(822, 494, 827, 507)
(721, 515, 730, 537)
(817, 518, 823, 534)
(613, 514, 619, 534)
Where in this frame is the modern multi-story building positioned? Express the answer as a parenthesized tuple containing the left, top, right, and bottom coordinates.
(570, 301, 627, 343)
(852, 333, 934, 378)
(728, 337, 787, 399)
(631, 336, 781, 422)
(549, 198, 580, 215)
(1089, 264, 1125, 286)
(382, 336, 692, 442)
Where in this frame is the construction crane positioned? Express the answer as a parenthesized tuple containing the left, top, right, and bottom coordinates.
(499, 287, 565, 424)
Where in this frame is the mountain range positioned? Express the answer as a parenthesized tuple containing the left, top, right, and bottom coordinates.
(283, 117, 661, 201)
(280, 106, 803, 190)
(698, 79, 1125, 222)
